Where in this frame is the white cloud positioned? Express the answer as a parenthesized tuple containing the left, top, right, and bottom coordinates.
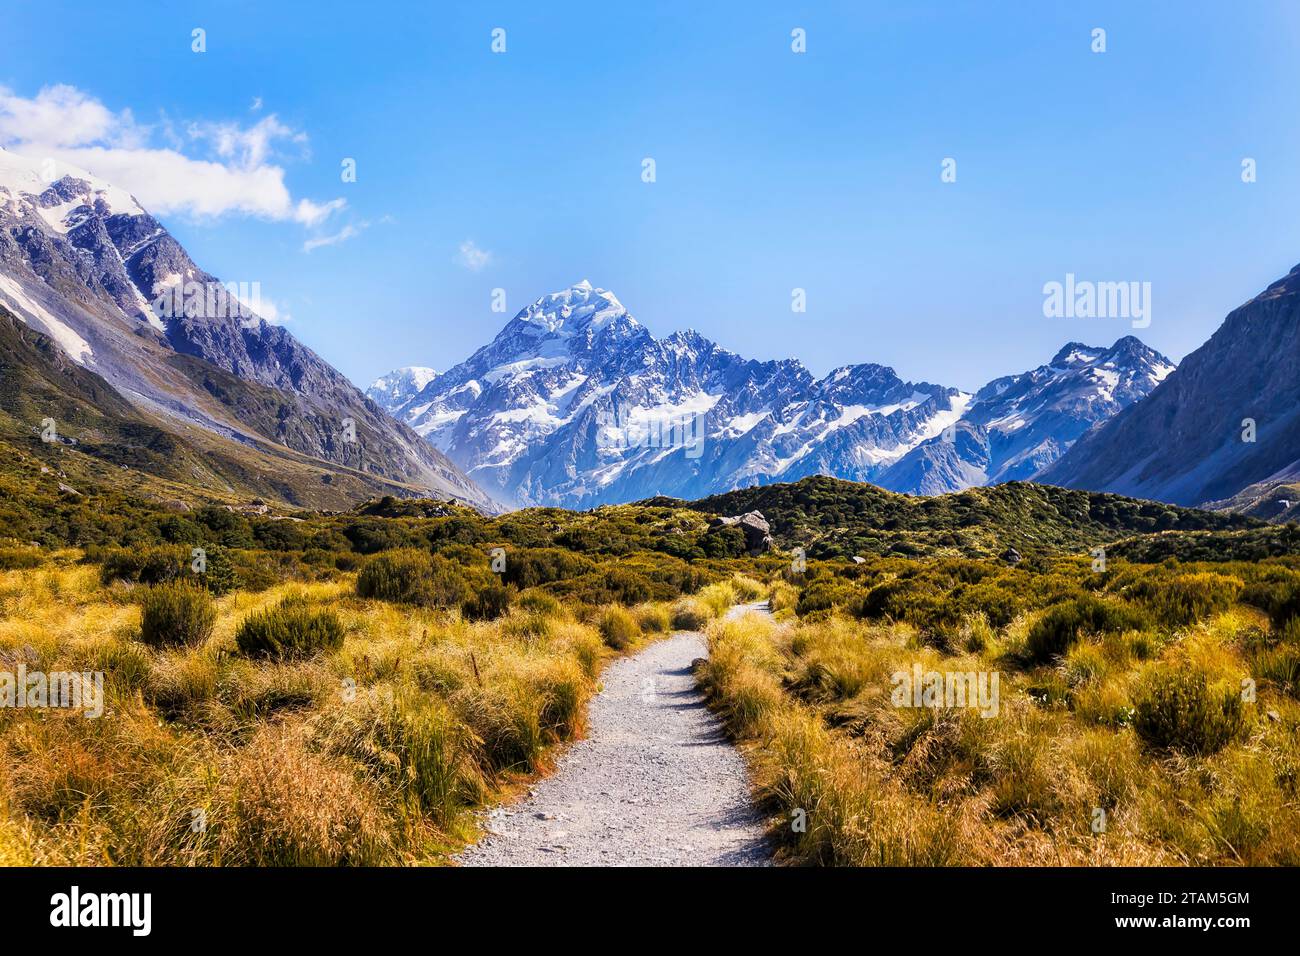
(0, 84, 127, 148)
(455, 239, 491, 271)
(0, 84, 343, 226)
(250, 96, 263, 112)
(295, 198, 347, 228)
(303, 224, 359, 252)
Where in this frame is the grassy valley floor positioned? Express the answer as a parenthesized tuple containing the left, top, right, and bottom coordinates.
(0, 474, 1297, 866)
(699, 567, 1300, 865)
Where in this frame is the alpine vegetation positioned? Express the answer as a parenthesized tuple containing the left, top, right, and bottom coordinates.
(0, 666, 103, 718)
(891, 663, 1000, 718)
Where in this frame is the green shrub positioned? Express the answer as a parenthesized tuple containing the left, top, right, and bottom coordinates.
(1025, 596, 1148, 663)
(598, 605, 640, 650)
(462, 583, 512, 621)
(101, 546, 187, 586)
(500, 548, 594, 588)
(0, 547, 42, 570)
(1133, 669, 1246, 754)
(356, 549, 431, 603)
(1241, 572, 1300, 627)
(194, 544, 241, 596)
(795, 578, 859, 616)
(549, 567, 657, 605)
(236, 598, 345, 660)
(139, 582, 217, 649)
(1131, 572, 1243, 627)
(356, 550, 471, 607)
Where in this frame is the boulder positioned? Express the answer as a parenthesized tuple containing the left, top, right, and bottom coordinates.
(708, 510, 773, 556)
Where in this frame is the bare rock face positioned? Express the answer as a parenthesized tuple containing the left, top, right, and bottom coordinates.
(709, 510, 773, 555)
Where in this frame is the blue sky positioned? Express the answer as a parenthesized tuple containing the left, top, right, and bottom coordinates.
(5, 0, 1300, 390)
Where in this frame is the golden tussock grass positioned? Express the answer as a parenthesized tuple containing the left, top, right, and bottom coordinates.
(700, 602, 1300, 866)
(0, 563, 646, 865)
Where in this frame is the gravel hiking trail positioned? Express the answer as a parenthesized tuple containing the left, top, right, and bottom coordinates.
(457, 603, 773, 866)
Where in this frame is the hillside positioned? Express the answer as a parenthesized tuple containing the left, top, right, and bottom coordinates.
(651, 475, 1260, 559)
(0, 149, 492, 511)
(0, 307, 482, 515)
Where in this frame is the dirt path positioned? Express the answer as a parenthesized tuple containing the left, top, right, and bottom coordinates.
(457, 603, 773, 866)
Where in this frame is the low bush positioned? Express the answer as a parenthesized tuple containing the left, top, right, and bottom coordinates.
(139, 582, 216, 649)
(500, 548, 594, 588)
(598, 605, 640, 650)
(796, 578, 858, 617)
(1241, 571, 1300, 628)
(1025, 596, 1148, 663)
(462, 583, 512, 621)
(1130, 572, 1243, 627)
(236, 597, 345, 660)
(1133, 669, 1246, 754)
(356, 550, 472, 608)
(100, 546, 188, 586)
(194, 544, 241, 596)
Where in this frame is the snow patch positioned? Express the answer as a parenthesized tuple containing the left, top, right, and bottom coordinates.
(0, 274, 94, 364)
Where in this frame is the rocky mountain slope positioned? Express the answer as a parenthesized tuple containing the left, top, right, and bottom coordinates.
(877, 337, 1174, 495)
(0, 147, 491, 510)
(375, 281, 970, 508)
(373, 281, 1169, 509)
(1040, 263, 1300, 512)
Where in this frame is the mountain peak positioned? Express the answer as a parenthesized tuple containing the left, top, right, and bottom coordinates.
(0, 149, 493, 510)
(365, 366, 439, 410)
(0, 147, 145, 229)
(514, 281, 633, 334)
(1049, 342, 1105, 367)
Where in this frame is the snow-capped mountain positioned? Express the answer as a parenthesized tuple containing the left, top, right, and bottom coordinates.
(1042, 262, 1300, 511)
(372, 282, 1176, 509)
(370, 281, 977, 508)
(367, 367, 439, 409)
(877, 337, 1175, 495)
(0, 146, 491, 509)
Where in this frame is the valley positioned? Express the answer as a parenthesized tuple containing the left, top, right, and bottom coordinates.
(0, 449, 1297, 865)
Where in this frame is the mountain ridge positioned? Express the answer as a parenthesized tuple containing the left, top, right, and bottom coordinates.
(1040, 262, 1300, 512)
(373, 281, 1171, 509)
(0, 147, 493, 511)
